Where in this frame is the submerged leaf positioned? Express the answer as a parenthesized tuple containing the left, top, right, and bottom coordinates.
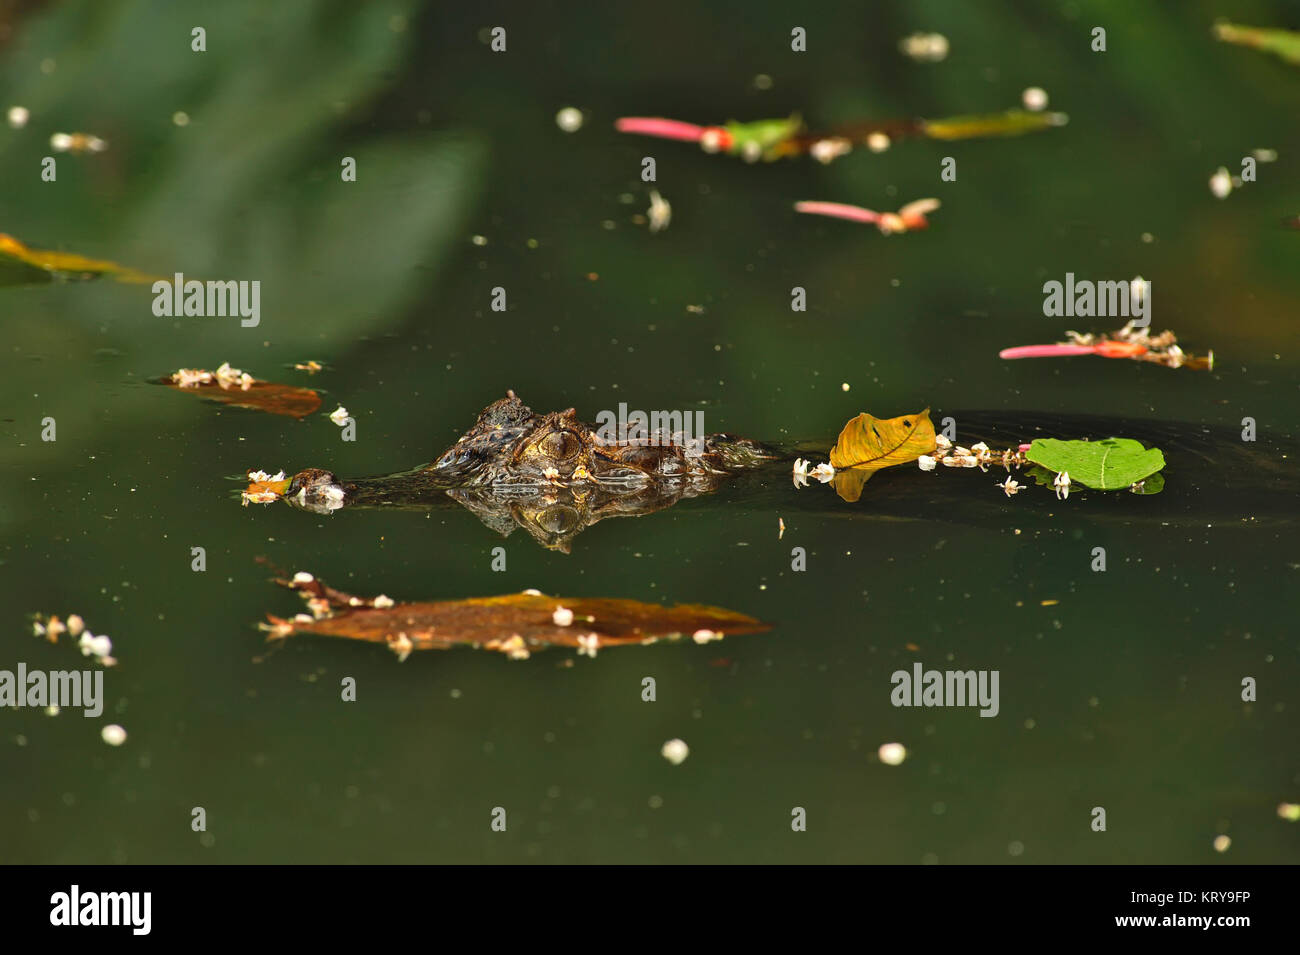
(1025, 438, 1166, 491)
(828, 409, 936, 501)
(260, 574, 770, 660)
(0, 233, 160, 284)
(1214, 21, 1300, 66)
(921, 109, 1068, 140)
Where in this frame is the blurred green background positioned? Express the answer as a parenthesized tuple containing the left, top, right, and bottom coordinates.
(0, 0, 1296, 862)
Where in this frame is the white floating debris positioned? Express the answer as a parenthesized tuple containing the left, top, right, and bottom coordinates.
(372, 595, 394, 609)
(1209, 166, 1233, 199)
(101, 724, 127, 747)
(390, 632, 413, 663)
(1253, 148, 1277, 163)
(647, 189, 671, 233)
(1213, 834, 1231, 853)
(841, 382, 850, 392)
(866, 131, 891, 153)
(1278, 803, 1300, 821)
(576, 633, 600, 658)
(329, 405, 350, 426)
(7, 105, 29, 129)
(661, 738, 690, 765)
(878, 742, 907, 766)
(809, 136, 852, 164)
(555, 107, 583, 133)
(45, 706, 59, 717)
(918, 455, 937, 471)
(692, 629, 722, 645)
(172, 111, 190, 127)
(49, 132, 107, 153)
(292, 572, 314, 584)
(552, 606, 574, 627)
(66, 614, 84, 637)
(899, 32, 949, 62)
(1130, 275, 1148, 306)
(1021, 87, 1049, 112)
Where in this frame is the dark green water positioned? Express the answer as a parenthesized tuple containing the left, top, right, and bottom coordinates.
(1, 0, 1297, 863)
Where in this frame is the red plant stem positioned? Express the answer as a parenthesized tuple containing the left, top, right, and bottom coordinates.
(793, 201, 881, 224)
(614, 117, 707, 142)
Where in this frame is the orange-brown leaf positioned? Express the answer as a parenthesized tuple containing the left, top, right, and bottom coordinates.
(157, 367, 321, 418)
(262, 576, 770, 659)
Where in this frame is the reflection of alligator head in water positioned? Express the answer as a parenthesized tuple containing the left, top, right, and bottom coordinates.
(281, 391, 775, 551)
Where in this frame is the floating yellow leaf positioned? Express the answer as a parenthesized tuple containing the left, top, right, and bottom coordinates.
(0, 232, 160, 284)
(828, 409, 936, 501)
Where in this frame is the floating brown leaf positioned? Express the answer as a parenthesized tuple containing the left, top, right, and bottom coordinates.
(828, 408, 936, 501)
(0, 232, 160, 284)
(260, 574, 770, 661)
(157, 364, 322, 418)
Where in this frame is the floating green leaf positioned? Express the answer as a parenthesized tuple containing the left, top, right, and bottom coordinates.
(1025, 438, 1166, 491)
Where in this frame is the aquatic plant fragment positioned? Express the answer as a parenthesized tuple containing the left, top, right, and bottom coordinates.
(259, 572, 770, 661)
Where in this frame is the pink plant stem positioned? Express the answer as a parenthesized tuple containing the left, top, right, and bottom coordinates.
(614, 117, 707, 142)
(998, 344, 1096, 359)
(793, 201, 881, 224)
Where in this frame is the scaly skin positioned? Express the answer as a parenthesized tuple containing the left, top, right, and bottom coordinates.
(420, 391, 771, 488)
(280, 392, 774, 551)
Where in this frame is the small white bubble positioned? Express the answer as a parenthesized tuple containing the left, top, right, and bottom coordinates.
(555, 107, 583, 133)
(172, 111, 190, 127)
(101, 724, 127, 746)
(1209, 166, 1233, 199)
(878, 742, 907, 766)
(661, 738, 689, 765)
(1021, 87, 1049, 111)
(752, 73, 773, 90)
(1008, 840, 1025, 856)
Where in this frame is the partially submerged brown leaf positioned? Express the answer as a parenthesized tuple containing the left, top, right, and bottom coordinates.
(260, 573, 770, 661)
(0, 232, 160, 283)
(157, 363, 322, 418)
(828, 408, 936, 501)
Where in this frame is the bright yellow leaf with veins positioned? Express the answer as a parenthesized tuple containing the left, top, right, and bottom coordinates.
(828, 408, 936, 501)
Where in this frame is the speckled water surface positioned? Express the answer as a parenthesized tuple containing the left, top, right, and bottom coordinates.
(1, 1, 1296, 863)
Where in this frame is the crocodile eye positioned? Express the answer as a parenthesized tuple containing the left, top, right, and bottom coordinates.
(539, 429, 581, 461)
